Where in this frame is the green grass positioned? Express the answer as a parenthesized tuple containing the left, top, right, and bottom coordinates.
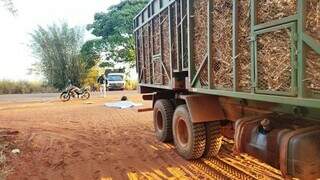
(0, 80, 57, 95)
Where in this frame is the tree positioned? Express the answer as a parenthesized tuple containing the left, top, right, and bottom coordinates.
(30, 23, 87, 90)
(80, 39, 102, 70)
(86, 0, 148, 67)
(82, 66, 100, 91)
(0, 0, 17, 15)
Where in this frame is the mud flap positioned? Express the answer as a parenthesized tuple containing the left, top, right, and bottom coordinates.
(179, 95, 225, 123)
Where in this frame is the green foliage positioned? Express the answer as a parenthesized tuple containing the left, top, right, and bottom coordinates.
(80, 39, 102, 70)
(99, 61, 114, 68)
(0, 0, 17, 15)
(82, 66, 100, 91)
(86, 0, 148, 67)
(30, 23, 90, 90)
(0, 80, 57, 94)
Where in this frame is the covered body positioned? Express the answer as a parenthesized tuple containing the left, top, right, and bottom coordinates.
(133, 0, 320, 111)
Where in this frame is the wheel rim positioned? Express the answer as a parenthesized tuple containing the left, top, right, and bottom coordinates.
(82, 93, 89, 99)
(176, 118, 188, 147)
(156, 110, 163, 131)
(61, 93, 69, 101)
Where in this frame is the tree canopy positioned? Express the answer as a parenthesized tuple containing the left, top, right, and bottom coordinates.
(86, 0, 148, 67)
(80, 39, 102, 70)
(30, 23, 91, 89)
(0, 0, 17, 15)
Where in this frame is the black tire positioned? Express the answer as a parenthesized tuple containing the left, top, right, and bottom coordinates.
(153, 99, 174, 142)
(203, 121, 222, 157)
(81, 91, 90, 100)
(172, 105, 206, 160)
(60, 92, 70, 102)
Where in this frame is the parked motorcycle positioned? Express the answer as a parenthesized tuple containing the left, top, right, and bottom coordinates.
(60, 85, 90, 102)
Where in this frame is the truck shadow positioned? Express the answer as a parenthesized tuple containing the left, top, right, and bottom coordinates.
(102, 140, 283, 180)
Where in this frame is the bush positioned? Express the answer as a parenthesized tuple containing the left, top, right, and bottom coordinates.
(82, 67, 100, 91)
(0, 80, 57, 95)
(125, 79, 138, 90)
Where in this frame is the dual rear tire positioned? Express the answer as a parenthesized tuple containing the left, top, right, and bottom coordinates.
(153, 99, 174, 142)
(153, 100, 222, 160)
(172, 105, 206, 159)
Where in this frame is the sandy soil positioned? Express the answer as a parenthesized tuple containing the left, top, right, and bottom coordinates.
(0, 92, 283, 180)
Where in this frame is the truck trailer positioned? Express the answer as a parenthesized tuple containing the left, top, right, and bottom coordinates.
(133, 0, 320, 179)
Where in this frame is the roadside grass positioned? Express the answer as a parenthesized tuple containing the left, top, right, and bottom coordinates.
(125, 79, 138, 90)
(0, 80, 57, 95)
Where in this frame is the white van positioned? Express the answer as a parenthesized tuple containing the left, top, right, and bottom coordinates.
(107, 73, 125, 90)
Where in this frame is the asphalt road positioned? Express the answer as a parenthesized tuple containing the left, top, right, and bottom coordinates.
(0, 93, 60, 103)
(0, 90, 137, 103)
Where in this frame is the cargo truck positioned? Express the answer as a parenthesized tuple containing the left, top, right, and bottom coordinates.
(133, 0, 320, 179)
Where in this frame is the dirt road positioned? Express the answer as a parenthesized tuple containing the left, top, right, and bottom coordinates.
(0, 91, 283, 180)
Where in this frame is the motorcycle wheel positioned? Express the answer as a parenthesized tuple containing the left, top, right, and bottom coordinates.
(81, 91, 90, 100)
(60, 92, 70, 102)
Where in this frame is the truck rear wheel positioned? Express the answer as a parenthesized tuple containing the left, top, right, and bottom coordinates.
(153, 99, 174, 142)
(203, 121, 222, 157)
(173, 105, 206, 160)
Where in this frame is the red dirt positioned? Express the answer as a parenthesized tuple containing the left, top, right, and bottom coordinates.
(0, 92, 283, 180)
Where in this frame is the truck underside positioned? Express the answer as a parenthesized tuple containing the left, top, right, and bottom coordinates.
(134, 0, 320, 179)
(141, 88, 320, 179)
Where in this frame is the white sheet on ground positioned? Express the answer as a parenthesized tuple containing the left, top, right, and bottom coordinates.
(104, 101, 142, 109)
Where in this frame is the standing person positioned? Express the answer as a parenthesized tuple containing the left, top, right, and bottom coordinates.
(97, 74, 107, 97)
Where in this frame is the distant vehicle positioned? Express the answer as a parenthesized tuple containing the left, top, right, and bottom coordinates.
(60, 85, 90, 102)
(107, 73, 125, 90)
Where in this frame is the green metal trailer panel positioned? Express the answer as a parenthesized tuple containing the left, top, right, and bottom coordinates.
(134, 0, 320, 110)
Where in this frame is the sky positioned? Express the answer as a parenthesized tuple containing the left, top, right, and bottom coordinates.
(0, 0, 120, 81)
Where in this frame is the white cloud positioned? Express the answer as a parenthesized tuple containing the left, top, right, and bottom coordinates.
(0, 0, 120, 80)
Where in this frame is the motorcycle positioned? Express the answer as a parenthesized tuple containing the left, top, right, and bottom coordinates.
(60, 85, 90, 102)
